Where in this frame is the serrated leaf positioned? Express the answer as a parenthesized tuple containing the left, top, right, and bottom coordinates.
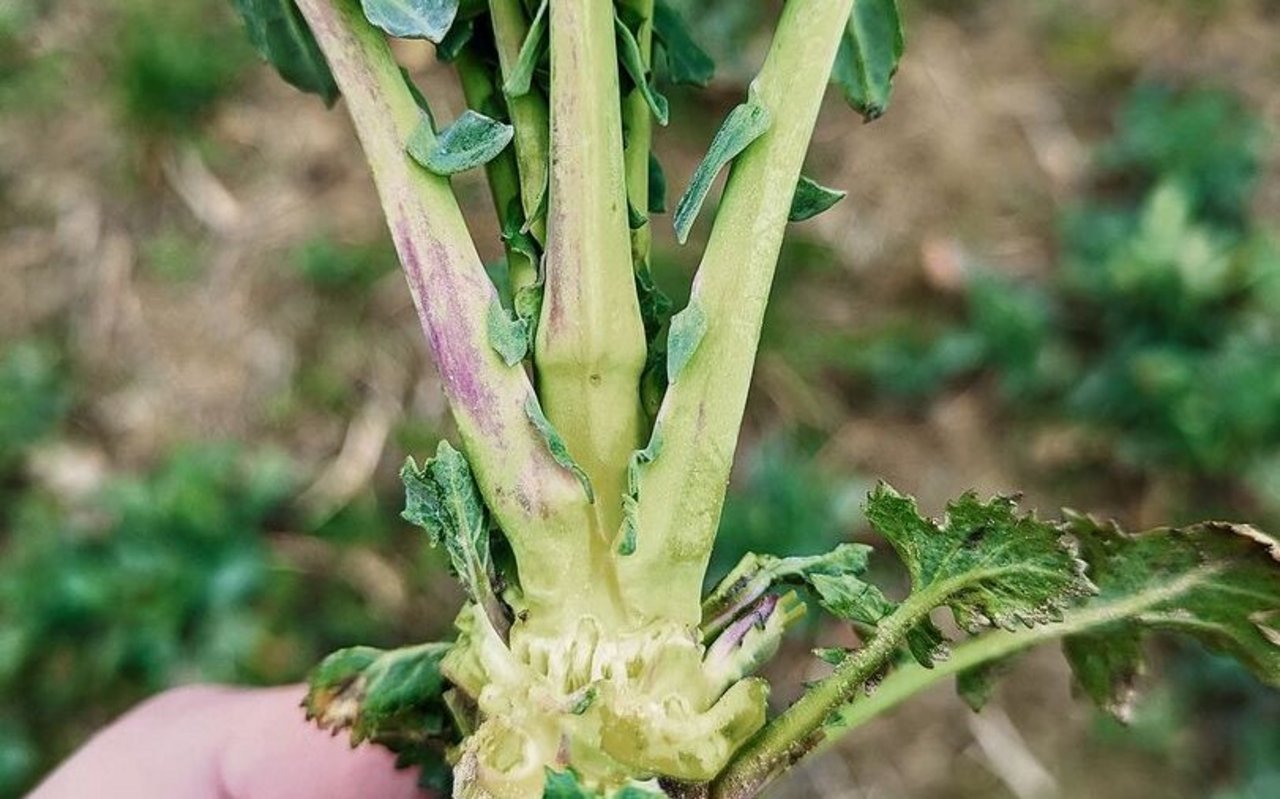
(789, 175, 847, 222)
(666, 301, 707, 383)
(524, 395, 594, 503)
(618, 424, 663, 555)
(1061, 514, 1280, 717)
(673, 97, 771, 244)
(504, 0, 547, 98)
(305, 641, 453, 748)
(867, 483, 1093, 632)
(360, 0, 458, 42)
(407, 109, 514, 175)
(401, 442, 506, 634)
(832, 0, 904, 122)
(615, 13, 669, 126)
(231, 0, 339, 105)
(810, 571, 949, 667)
(652, 0, 714, 87)
(487, 300, 529, 366)
(648, 151, 667, 214)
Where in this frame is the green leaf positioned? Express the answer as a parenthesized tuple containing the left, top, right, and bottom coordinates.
(648, 152, 667, 214)
(627, 199, 648, 230)
(407, 109, 514, 175)
(652, 0, 714, 87)
(615, 13, 669, 126)
(673, 97, 771, 244)
(666, 301, 707, 383)
(504, 0, 547, 98)
(513, 281, 544, 353)
(789, 175, 847, 222)
(305, 641, 453, 747)
(542, 768, 593, 798)
(487, 300, 529, 366)
(955, 658, 1015, 712)
(618, 424, 663, 556)
(360, 0, 458, 43)
(435, 16, 474, 62)
(524, 395, 594, 503)
(1061, 514, 1280, 717)
(231, 0, 339, 105)
(401, 442, 502, 623)
(810, 570, 949, 667)
(832, 0, 905, 122)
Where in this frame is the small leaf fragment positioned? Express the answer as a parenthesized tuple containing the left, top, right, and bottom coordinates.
(513, 281, 544, 353)
(789, 175, 847, 222)
(360, 0, 459, 43)
(524, 395, 594, 503)
(666, 301, 707, 383)
(231, 0, 339, 105)
(652, 0, 714, 87)
(956, 658, 1016, 712)
(618, 424, 663, 555)
(408, 109, 514, 176)
(486, 300, 529, 366)
(648, 151, 668, 214)
(833, 0, 905, 121)
(435, 16, 474, 62)
(674, 97, 771, 244)
(615, 14, 670, 126)
(504, 0, 547, 97)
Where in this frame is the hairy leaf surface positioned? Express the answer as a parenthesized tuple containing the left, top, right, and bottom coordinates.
(673, 98, 771, 244)
(407, 109, 514, 175)
(231, 0, 339, 104)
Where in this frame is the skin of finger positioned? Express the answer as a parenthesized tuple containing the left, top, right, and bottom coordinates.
(27, 685, 428, 799)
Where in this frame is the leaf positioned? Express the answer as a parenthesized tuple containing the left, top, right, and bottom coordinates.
(652, 0, 714, 87)
(435, 16, 474, 62)
(513, 281, 544, 353)
(1061, 513, 1280, 718)
(360, 0, 458, 43)
(789, 175, 847, 222)
(955, 657, 1015, 712)
(407, 109, 514, 176)
(666, 301, 707, 383)
(524, 395, 594, 503)
(810, 571, 949, 667)
(866, 483, 1093, 632)
(702, 543, 874, 640)
(648, 152, 667, 214)
(673, 97, 771, 244)
(615, 13, 669, 126)
(305, 641, 454, 749)
(231, 0, 339, 105)
(832, 0, 905, 121)
(627, 199, 648, 231)
(504, 0, 548, 98)
(618, 424, 663, 556)
(487, 300, 529, 366)
(401, 442, 498, 613)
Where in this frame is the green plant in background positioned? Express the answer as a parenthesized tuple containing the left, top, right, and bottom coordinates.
(214, 1, 1280, 796)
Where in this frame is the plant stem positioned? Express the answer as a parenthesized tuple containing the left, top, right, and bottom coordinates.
(710, 568, 1216, 798)
(453, 49, 539, 296)
(619, 0, 855, 628)
(489, 0, 550, 252)
(618, 0, 655, 271)
(294, 0, 594, 626)
(536, 0, 648, 618)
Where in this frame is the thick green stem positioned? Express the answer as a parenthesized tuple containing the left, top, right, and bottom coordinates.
(489, 0, 550, 249)
(453, 50, 539, 294)
(710, 568, 1216, 798)
(294, 0, 596, 628)
(619, 0, 855, 627)
(619, 0, 655, 271)
(535, 0, 649, 627)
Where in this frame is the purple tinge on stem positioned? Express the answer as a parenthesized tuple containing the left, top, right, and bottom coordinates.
(706, 593, 780, 666)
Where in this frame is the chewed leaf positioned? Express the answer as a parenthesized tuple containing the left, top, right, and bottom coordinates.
(666, 301, 707, 383)
(360, 0, 458, 43)
(867, 483, 1093, 632)
(408, 110, 514, 176)
(524, 395, 594, 503)
(231, 0, 338, 105)
(504, 0, 548, 97)
(1061, 514, 1280, 716)
(789, 175, 847, 222)
(833, 0, 905, 121)
(653, 0, 714, 87)
(486, 300, 529, 366)
(648, 152, 668, 214)
(615, 13, 670, 126)
(673, 97, 772, 244)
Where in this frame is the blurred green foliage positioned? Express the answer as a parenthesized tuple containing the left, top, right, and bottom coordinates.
(292, 234, 398, 291)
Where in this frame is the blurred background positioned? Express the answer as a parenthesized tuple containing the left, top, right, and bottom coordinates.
(1, 0, 1278, 796)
